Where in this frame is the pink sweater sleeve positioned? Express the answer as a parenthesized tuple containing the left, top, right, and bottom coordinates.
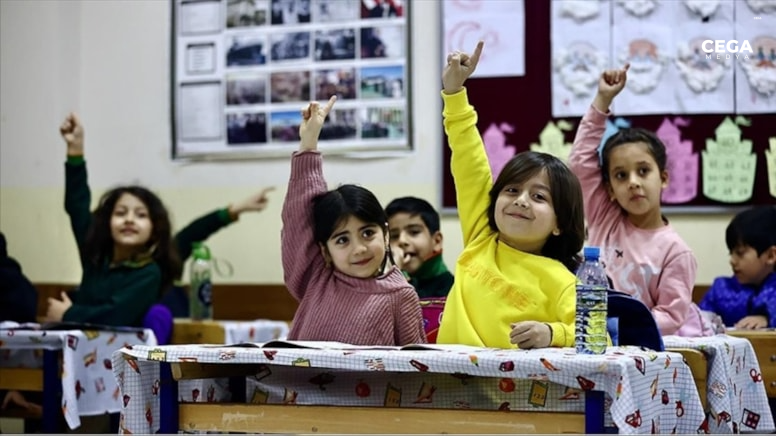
(281, 151, 328, 301)
(568, 105, 620, 229)
(650, 250, 698, 335)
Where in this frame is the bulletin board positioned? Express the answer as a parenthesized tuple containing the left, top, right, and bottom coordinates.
(441, 0, 775, 214)
(170, 0, 413, 161)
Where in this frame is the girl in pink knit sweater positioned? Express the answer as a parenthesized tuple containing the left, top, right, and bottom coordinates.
(281, 97, 426, 346)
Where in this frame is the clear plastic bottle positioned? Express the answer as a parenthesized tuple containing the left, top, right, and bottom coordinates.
(575, 246, 608, 354)
(189, 242, 213, 320)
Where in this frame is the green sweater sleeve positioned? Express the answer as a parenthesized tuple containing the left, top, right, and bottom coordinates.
(62, 263, 162, 327)
(174, 208, 233, 266)
(64, 158, 92, 265)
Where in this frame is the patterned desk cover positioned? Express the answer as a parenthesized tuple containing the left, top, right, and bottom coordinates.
(664, 334, 775, 433)
(175, 319, 289, 403)
(113, 344, 705, 434)
(0, 322, 156, 429)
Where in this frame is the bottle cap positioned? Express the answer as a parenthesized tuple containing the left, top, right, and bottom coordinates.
(583, 246, 600, 260)
(192, 242, 212, 260)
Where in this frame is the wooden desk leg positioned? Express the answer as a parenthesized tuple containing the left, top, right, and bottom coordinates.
(42, 350, 61, 432)
(585, 390, 605, 434)
(159, 363, 178, 434)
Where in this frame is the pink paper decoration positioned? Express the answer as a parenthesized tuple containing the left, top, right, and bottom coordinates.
(482, 122, 516, 179)
(656, 117, 699, 204)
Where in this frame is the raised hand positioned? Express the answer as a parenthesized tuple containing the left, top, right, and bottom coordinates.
(442, 40, 484, 95)
(59, 113, 84, 156)
(228, 187, 276, 218)
(594, 64, 629, 112)
(299, 96, 337, 152)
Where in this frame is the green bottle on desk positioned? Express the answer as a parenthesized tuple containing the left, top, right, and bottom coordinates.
(189, 242, 213, 320)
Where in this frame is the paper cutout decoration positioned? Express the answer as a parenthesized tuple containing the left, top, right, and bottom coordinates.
(558, 0, 603, 22)
(482, 122, 517, 178)
(598, 117, 632, 163)
(618, 39, 668, 94)
(738, 36, 776, 96)
(616, 0, 659, 17)
(530, 120, 574, 163)
(683, 0, 722, 18)
(675, 37, 731, 93)
(746, 0, 776, 14)
(657, 117, 699, 204)
(554, 42, 609, 98)
(767, 137, 776, 198)
(702, 117, 757, 203)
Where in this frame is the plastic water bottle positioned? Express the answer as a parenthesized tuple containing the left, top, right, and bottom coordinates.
(575, 246, 608, 354)
(189, 242, 213, 320)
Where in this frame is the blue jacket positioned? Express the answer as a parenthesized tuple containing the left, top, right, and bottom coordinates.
(699, 272, 776, 328)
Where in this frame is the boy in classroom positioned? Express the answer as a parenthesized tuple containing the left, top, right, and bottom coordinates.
(385, 196, 454, 298)
(700, 205, 776, 329)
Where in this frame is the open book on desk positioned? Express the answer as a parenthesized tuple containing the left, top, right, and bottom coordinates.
(222, 340, 494, 353)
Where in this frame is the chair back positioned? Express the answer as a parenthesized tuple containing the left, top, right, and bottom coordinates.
(142, 303, 173, 345)
(419, 297, 446, 344)
(607, 290, 664, 351)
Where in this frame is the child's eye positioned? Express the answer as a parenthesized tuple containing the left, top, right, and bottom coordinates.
(335, 236, 349, 245)
(409, 230, 421, 236)
(532, 193, 547, 202)
(362, 229, 376, 238)
(389, 233, 399, 241)
(638, 167, 650, 176)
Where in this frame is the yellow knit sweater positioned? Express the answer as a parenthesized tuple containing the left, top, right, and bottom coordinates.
(437, 89, 576, 348)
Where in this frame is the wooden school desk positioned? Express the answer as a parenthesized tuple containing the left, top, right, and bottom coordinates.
(113, 343, 706, 434)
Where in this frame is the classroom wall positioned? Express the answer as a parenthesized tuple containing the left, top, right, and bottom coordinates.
(0, 0, 735, 285)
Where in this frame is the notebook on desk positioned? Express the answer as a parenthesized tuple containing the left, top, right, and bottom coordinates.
(222, 339, 494, 353)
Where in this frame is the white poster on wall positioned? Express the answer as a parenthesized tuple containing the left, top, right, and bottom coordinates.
(734, 0, 776, 114)
(442, 0, 525, 78)
(551, 0, 612, 117)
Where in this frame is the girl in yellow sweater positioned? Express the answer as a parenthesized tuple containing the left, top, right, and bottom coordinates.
(438, 41, 585, 349)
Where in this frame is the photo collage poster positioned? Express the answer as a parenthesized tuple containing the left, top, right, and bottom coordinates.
(173, 0, 410, 159)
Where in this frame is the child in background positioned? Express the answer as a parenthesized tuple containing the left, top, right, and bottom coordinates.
(385, 196, 454, 298)
(162, 188, 275, 317)
(438, 41, 586, 349)
(0, 232, 38, 323)
(568, 65, 710, 337)
(47, 113, 181, 327)
(281, 97, 426, 346)
(700, 206, 776, 329)
(0, 232, 43, 419)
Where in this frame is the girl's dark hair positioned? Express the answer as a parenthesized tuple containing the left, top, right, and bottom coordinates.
(725, 206, 776, 260)
(600, 128, 667, 182)
(84, 186, 182, 292)
(313, 184, 394, 271)
(487, 151, 585, 272)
